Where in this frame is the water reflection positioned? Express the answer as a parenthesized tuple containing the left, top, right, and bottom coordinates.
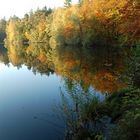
(0, 43, 128, 139)
(0, 63, 66, 140)
(1, 43, 127, 93)
(0, 44, 9, 65)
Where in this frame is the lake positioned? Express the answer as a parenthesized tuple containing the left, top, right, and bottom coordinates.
(0, 44, 126, 140)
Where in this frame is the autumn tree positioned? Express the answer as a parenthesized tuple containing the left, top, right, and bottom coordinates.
(117, 0, 140, 46)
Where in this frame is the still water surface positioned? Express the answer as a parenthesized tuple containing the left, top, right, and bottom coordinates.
(0, 63, 65, 140)
(0, 43, 127, 139)
(0, 63, 103, 140)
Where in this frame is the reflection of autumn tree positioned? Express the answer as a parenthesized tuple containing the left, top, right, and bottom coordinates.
(5, 42, 25, 67)
(52, 47, 94, 85)
(52, 46, 126, 93)
(5, 42, 53, 75)
(92, 70, 126, 93)
(0, 45, 9, 65)
(8, 44, 23, 66)
(4, 34, 127, 93)
(1, 0, 138, 94)
(23, 43, 53, 75)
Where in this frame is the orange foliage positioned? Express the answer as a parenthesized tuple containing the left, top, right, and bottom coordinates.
(64, 23, 75, 38)
(38, 52, 47, 63)
(92, 70, 126, 93)
(117, 0, 140, 43)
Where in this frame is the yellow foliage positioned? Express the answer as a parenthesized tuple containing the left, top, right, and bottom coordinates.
(37, 18, 46, 32)
(8, 45, 22, 66)
(25, 31, 31, 40)
(6, 20, 17, 44)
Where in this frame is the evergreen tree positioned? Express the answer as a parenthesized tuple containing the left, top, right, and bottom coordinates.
(64, 0, 71, 7)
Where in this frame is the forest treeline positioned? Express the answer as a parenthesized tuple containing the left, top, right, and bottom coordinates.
(0, 0, 139, 47)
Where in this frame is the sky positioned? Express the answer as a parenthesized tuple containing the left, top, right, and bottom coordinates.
(0, 0, 78, 19)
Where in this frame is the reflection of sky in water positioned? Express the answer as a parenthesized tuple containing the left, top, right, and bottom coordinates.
(0, 63, 65, 140)
(0, 63, 104, 140)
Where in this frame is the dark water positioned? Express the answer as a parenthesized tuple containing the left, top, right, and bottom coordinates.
(0, 63, 104, 140)
(0, 44, 126, 140)
(0, 64, 64, 140)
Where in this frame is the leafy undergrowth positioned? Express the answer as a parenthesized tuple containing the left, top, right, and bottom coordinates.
(65, 88, 140, 140)
(109, 88, 140, 140)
